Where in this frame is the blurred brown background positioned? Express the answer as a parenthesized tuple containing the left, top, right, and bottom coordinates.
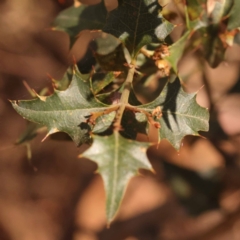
(1, 0, 240, 240)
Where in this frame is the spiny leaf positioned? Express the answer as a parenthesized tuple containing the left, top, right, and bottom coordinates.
(139, 78, 209, 150)
(52, 1, 107, 47)
(15, 69, 78, 146)
(81, 132, 152, 223)
(103, 0, 174, 57)
(52, 67, 75, 90)
(52, 66, 90, 91)
(11, 66, 115, 146)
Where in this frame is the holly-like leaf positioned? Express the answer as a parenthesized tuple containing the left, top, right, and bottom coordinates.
(81, 132, 152, 223)
(11, 66, 115, 146)
(52, 1, 107, 47)
(103, 0, 174, 57)
(52, 67, 74, 91)
(138, 78, 209, 150)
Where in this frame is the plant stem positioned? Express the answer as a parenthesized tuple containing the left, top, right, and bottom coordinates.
(114, 65, 136, 130)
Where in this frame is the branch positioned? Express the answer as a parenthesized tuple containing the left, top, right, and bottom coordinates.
(113, 65, 136, 131)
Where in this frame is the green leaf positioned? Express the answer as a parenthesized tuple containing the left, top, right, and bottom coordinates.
(184, 0, 234, 68)
(103, 0, 174, 57)
(185, 0, 208, 30)
(52, 1, 107, 47)
(210, 0, 233, 24)
(11, 66, 115, 146)
(52, 67, 74, 91)
(234, 32, 240, 45)
(166, 31, 190, 73)
(91, 72, 119, 95)
(199, 26, 225, 68)
(93, 32, 129, 71)
(228, 0, 240, 30)
(186, 0, 207, 20)
(81, 132, 152, 223)
(139, 78, 209, 150)
(15, 69, 78, 145)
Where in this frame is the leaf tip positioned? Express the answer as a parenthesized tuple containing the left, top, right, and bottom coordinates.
(49, 27, 56, 31)
(32, 89, 47, 102)
(74, 1, 81, 7)
(106, 221, 111, 229)
(150, 168, 156, 174)
(23, 80, 36, 97)
(10, 99, 19, 107)
(198, 134, 207, 140)
(72, 56, 77, 66)
(42, 128, 59, 142)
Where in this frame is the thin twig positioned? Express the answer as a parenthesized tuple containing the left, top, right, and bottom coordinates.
(113, 65, 136, 131)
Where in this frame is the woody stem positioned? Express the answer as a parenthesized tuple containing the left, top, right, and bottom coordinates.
(114, 65, 136, 131)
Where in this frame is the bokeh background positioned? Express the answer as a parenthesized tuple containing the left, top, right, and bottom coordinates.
(1, 0, 240, 239)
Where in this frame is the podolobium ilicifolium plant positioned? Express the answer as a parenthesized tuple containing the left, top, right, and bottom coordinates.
(11, 0, 240, 224)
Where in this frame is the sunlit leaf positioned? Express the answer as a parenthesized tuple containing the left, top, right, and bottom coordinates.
(138, 78, 209, 150)
(166, 31, 190, 73)
(12, 66, 115, 146)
